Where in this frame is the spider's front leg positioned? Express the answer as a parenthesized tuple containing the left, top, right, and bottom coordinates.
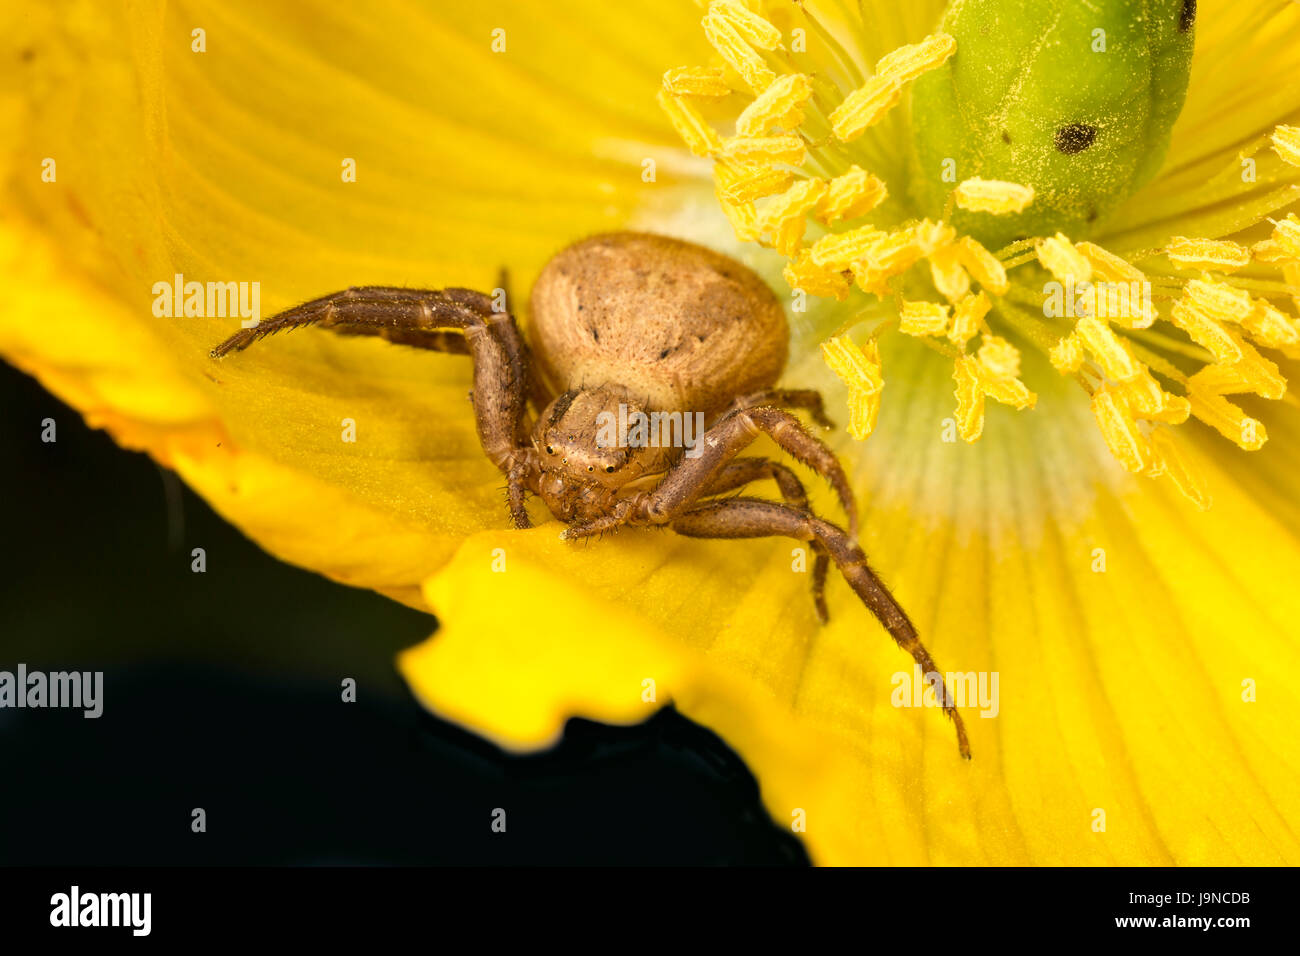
(672, 497, 971, 760)
(210, 286, 541, 529)
(691, 457, 832, 623)
(637, 404, 858, 539)
(561, 404, 857, 542)
(724, 388, 835, 430)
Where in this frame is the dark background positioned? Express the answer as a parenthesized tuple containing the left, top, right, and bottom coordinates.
(0, 359, 806, 865)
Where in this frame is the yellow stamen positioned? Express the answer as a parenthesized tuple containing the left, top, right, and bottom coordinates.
(656, 90, 722, 156)
(914, 219, 957, 257)
(952, 358, 986, 442)
(899, 299, 949, 337)
(663, 18, 1292, 508)
(1189, 332, 1286, 400)
(715, 163, 795, 203)
(978, 371, 1036, 410)
(928, 244, 971, 302)
(663, 66, 732, 97)
(1091, 388, 1153, 473)
(948, 337, 1039, 421)
(821, 335, 883, 440)
(1251, 239, 1290, 263)
(1049, 333, 1085, 373)
(784, 251, 851, 300)
(957, 236, 1009, 295)
(849, 265, 893, 298)
(949, 292, 990, 350)
(849, 231, 923, 293)
(715, 192, 759, 242)
(849, 387, 883, 440)
(1076, 241, 1146, 285)
(757, 178, 828, 256)
(1036, 233, 1092, 282)
(716, 134, 806, 165)
(977, 334, 1020, 379)
(1164, 236, 1251, 272)
(708, 0, 782, 51)
(815, 166, 887, 224)
(1271, 213, 1300, 259)
(1186, 385, 1267, 450)
(1185, 276, 1254, 323)
(1240, 299, 1300, 350)
(829, 76, 900, 142)
(1169, 299, 1243, 364)
(736, 73, 812, 136)
(830, 33, 954, 143)
(822, 334, 884, 393)
(1272, 125, 1300, 166)
(702, 8, 775, 93)
(1149, 429, 1211, 510)
(874, 33, 957, 84)
(809, 224, 887, 271)
(953, 178, 1036, 215)
(1074, 316, 1141, 382)
(1091, 280, 1156, 329)
(1118, 370, 1190, 424)
(1285, 261, 1300, 318)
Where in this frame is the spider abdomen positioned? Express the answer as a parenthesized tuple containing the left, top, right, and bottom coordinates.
(528, 232, 788, 416)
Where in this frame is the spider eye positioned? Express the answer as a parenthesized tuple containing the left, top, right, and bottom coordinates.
(605, 465, 615, 473)
(587, 465, 594, 472)
(545, 445, 554, 454)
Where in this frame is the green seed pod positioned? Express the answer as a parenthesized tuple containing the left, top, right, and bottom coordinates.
(907, 0, 1196, 249)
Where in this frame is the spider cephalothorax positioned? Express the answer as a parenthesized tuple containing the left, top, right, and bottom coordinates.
(212, 231, 970, 757)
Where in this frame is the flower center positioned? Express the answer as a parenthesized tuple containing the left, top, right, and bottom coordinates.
(659, 0, 1300, 509)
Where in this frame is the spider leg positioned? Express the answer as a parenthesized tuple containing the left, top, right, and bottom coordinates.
(672, 496, 970, 759)
(212, 286, 470, 355)
(489, 268, 554, 415)
(635, 405, 858, 538)
(723, 388, 834, 429)
(210, 286, 539, 529)
(697, 458, 831, 623)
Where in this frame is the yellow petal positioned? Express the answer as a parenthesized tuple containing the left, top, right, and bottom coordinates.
(5, 0, 1300, 870)
(0, 0, 712, 607)
(402, 341, 1300, 864)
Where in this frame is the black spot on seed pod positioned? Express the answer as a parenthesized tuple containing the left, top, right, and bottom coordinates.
(1179, 0, 1196, 33)
(1001, 130, 1011, 144)
(1055, 123, 1097, 155)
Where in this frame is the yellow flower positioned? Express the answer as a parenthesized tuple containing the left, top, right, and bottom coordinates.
(2, 0, 1298, 864)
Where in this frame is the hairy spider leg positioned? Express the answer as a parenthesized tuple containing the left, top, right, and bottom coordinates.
(211, 286, 539, 528)
(672, 497, 971, 759)
(723, 388, 835, 430)
(629, 405, 858, 538)
(696, 457, 832, 623)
